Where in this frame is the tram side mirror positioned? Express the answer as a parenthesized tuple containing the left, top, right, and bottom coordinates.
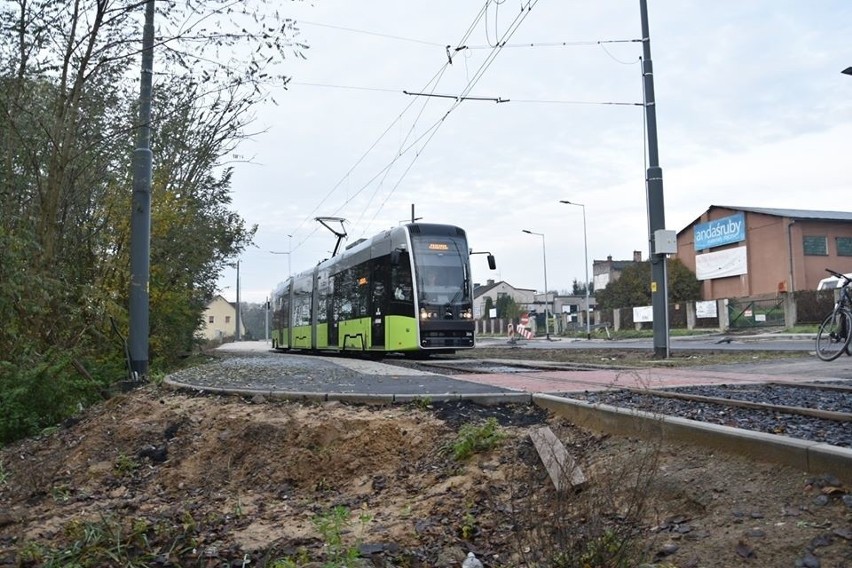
(487, 254, 496, 270)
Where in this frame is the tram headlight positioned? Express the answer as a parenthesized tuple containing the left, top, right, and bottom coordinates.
(420, 308, 430, 320)
(462, 308, 473, 319)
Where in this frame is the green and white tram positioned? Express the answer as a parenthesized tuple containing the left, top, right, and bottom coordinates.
(271, 223, 488, 354)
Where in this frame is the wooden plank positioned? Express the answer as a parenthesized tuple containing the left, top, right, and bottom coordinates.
(529, 426, 587, 491)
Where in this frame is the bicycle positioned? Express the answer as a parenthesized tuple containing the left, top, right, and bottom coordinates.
(815, 268, 852, 361)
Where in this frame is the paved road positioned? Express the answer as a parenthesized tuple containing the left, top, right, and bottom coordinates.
(162, 339, 852, 398)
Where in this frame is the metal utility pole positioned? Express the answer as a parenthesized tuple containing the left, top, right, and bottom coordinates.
(265, 297, 269, 343)
(128, 0, 155, 379)
(522, 229, 551, 340)
(640, 0, 670, 358)
(235, 260, 242, 341)
(560, 200, 591, 340)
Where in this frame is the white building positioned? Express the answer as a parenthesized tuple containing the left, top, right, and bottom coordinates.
(197, 295, 245, 341)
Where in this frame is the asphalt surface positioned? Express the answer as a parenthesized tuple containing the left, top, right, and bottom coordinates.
(163, 336, 852, 398)
(165, 347, 516, 396)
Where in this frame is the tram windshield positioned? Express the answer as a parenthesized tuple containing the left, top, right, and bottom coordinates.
(411, 235, 471, 305)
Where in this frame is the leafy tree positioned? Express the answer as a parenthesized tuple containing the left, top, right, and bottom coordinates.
(0, 0, 306, 443)
(668, 259, 702, 305)
(595, 259, 700, 310)
(483, 296, 494, 319)
(571, 279, 594, 295)
(495, 295, 520, 320)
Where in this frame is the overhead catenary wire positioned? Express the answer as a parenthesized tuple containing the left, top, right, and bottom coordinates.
(288, 2, 493, 248)
(360, 0, 542, 231)
(299, 19, 445, 48)
(292, 0, 588, 251)
(286, 62, 452, 247)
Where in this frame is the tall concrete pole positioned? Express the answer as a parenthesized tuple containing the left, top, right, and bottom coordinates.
(640, 0, 670, 358)
(128, 0, 155, 378)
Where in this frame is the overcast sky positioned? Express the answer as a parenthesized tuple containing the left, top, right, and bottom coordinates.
(213, 0, 852, 304)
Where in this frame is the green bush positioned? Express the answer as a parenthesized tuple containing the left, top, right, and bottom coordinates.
(0, 348, 108, 444)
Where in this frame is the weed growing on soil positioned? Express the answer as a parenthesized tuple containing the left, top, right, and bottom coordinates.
(113, 452, 139, 477)
(270, 506, 374, 567)
(444, 416, 506, 460)
(411, 396, 432, 410)
(18, 513, 199, 566)
(509, 426, 663, 567)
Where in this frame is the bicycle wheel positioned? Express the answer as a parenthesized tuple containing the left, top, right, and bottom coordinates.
(815, 309, 852, 361)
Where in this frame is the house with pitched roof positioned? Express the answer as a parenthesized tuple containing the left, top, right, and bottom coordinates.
(593, 251, 644, 291)
(472, 279, 535, 319)
(198, 295, 245, 341)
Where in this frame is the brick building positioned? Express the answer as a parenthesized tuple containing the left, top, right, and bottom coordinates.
(676, 205, 852, 299)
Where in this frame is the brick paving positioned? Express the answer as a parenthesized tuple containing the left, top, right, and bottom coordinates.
(441, 366, 828, 395)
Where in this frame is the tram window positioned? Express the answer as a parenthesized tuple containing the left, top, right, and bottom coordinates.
(332, 270, 352, 320)
(332, 268, 367, 319)
(391, 253, 413, 302)
(371, 260, 389, 315)
(294, 290, 311, 326)
(317, 275, 329, 323)
(354, 267, 369, 317)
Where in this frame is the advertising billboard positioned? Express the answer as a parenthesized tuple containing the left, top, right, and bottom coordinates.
(694, 212, 746, 250)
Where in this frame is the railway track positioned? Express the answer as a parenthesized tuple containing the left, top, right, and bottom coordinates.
(385, 358, 852, 449)
(574, 382, 852, 448)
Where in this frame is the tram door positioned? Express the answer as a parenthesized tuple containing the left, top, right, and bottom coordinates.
(370, 260, 388, 348)
(328, 270, 341, 347)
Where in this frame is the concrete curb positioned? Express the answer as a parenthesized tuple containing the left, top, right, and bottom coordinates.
(163, 378, 529, 406)
(532, 393, 852, 484)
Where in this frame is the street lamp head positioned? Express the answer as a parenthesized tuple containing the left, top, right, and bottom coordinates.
(843, 67, 852, 76)
(522, 229, 532, 234)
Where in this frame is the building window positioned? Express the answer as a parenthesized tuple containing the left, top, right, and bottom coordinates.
(803, 236, 828, 256)
(208, 315, 215, 323)
(225, 316, 231, 323)
(837, 237, 852, 256)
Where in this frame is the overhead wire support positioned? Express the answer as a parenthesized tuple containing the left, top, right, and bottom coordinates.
(445, 45, 468, 64)
(464, 38, 642, 50)
(403, 90, 508, 103)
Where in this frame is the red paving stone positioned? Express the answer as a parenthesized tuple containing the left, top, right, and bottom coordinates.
(447, 367, 824, 394)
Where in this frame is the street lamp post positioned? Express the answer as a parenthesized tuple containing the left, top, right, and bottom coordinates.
(559, 200, 591, 340)
(522, 229, 551, 340)
(270, 233, 293, 279)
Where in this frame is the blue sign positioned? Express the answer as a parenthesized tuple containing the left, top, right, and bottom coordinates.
(694, 212, 746, 250)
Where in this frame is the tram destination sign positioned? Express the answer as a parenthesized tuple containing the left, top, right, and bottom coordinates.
(694, 212, 746, 251)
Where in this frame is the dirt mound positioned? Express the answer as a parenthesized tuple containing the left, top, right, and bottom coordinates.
(1, 386, 850, 567)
